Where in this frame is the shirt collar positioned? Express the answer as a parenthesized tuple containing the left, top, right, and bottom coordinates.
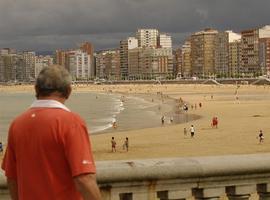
(30, 100, 71, 112)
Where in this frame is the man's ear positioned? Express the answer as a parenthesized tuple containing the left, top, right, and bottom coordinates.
(34, 85, 39, 98)
(65, 85, 72, 99)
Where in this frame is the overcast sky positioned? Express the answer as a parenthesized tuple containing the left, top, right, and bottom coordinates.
(0, 0, 269, 52)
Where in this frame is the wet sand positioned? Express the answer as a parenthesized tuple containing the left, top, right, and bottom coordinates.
(1, 84, 270, 162)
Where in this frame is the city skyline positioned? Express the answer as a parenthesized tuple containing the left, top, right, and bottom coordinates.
(0, 0, 270, 51)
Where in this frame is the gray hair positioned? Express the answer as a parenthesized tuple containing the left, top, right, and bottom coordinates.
(35, 65, 72, 98)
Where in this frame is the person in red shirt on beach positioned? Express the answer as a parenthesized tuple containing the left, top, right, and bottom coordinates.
(1, 65, 102, 200)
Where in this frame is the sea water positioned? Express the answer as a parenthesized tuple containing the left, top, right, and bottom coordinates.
(0, 92, 163, 142)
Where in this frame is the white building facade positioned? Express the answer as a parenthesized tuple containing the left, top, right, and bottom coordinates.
(120, 37, 138, 78)
(158, 33, 172, 48)
(68, 50, 92, 80)
(136, 29, 159, 48)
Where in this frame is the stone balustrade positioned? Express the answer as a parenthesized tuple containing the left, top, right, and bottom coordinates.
(1, 153, 270, 199)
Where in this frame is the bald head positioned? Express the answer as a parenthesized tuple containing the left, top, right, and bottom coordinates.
(35, 65, 72, 99)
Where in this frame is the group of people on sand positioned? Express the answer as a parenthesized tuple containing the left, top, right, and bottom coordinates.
(111, 137, 129, 152)
(183, 125, 196, 138)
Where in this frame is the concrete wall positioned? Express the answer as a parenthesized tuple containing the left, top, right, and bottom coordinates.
(2, 154, 270, 199)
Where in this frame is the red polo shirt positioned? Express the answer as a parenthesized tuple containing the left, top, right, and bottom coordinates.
(2, 102, 96, 200)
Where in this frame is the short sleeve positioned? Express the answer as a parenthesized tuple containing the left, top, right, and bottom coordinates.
(1, 124, 17, 179)
(63, 117, 96, 177)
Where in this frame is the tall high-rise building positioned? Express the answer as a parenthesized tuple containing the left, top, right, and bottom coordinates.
(227, 31, 242, 77)
(215, 31, 229, 77)
(22, 51, 36, 81)
(155, 48, 173, 76)
(120, 29, 172, 79)
(95, 50, 120, 80)
(35, 55, 54, 78)
(136, 29, 159, 48)
(80, 42, 95, 76)
(259, 38, 270, 75)
(0, 52, 23, 82)
(182, 40, 192, 77)
(120, 37, 138, 79)
(80, 42, 94, 56)
(173, 48, 182, 76)
(158, 33, 172, 48)
(67, 50, 92, 80)
(241, 25, 270, 75)
(128, 48, 142, 78)
(55, 50, 68, 68)
(128, 47, 173, 79)
(191, 28, 218, 77)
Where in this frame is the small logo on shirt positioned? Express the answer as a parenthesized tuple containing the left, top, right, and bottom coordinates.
(31, 114, 36, 118)
(82, 160, 92, 165)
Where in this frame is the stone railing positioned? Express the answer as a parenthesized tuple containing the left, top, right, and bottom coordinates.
(1, 153, 270, 200)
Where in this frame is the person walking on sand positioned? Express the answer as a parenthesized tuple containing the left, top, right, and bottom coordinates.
(161, 115, 165, 125)
(183, 127, 187, 136)
(123, 137, 129, 152)
(258, 130, 264, 144)
(1, 65, 102, 200)
(190, 125, 195, 138)
(111, 137, 117, 152)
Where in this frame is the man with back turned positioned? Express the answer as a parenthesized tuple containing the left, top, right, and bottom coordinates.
(1, 65, 102, 200)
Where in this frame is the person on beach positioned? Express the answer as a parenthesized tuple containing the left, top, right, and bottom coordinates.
(170, 116, 174, 123)
(183, 127, 187, 136)
(123, 137, 129, 152)
(111, 137, 117, 152)
(112, 121, 117, 129)
(212, 117, 218, 128)
(199, 102, 202, 108)
(183, 104, 188, 112)
(0, 142, 3, 153)
(161, 116, 165, 125)
(258, 130, 264, 144)
(1, 65, 101, 200)
(190, 125, 195, 138)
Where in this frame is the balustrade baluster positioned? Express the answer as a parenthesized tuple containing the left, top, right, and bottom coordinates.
(257, 184, 270, 200)
(193, 187, 225, 200)
(226, 185, 256, 200)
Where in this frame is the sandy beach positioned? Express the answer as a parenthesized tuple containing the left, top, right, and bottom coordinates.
(1, 83, 270, 162)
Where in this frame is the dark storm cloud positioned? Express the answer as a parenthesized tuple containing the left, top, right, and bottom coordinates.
(0, 0, 269, 51)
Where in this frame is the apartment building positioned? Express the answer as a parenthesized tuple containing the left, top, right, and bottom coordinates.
(67, 50, 92, 80)
(0, 51, 24, 82)
(182, 40, 192, 77)
(35, 55, 54, 78)
(127, 47, 142, 78)
(191, 28, 218, 77)
(80, 42, 95, 76)
(227, 31, 242, 77)
(158, 33, 172, 48)
(241, 25, 270, 75)
(55, 49, 68, 69)
(95, 50, 120, 79)
(173, 48, 182, 77)
(136, 29, 159, 48)
(259, 38, 270, 75)
(215, 32, 229, 77)
(128, 47, 173, 79)
(22, 51, 36, 81)
(120, 37, 138, 78)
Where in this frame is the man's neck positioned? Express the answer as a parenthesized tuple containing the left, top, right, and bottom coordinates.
(37, 96, 66, 104)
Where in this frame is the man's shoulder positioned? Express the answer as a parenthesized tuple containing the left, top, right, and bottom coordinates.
(14, 108, 84, 123)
